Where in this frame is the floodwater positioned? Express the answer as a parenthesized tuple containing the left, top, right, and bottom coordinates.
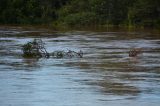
(0, 27, 160, 106)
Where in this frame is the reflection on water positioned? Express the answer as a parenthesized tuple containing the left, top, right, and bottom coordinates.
(0, 27, 160, 106)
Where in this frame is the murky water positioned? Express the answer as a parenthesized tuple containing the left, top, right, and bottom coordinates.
(0, 27, 160, 106)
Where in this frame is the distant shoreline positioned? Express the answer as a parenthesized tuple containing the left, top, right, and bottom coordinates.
(0, 24, 160, 34)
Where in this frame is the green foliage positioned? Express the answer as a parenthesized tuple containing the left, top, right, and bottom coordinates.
(59, 12, 97, 27)
(58, 0, 160, 28)
(0, 0, 159, 28)
(128, 0, 160, 27)
(0, 0, 67, 24)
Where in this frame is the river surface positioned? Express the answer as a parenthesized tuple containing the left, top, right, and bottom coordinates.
(0, 27, 160, 106)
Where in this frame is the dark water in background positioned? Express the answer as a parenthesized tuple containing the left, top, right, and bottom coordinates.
(0, 27, 160, 106)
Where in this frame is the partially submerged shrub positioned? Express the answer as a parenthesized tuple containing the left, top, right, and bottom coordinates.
(22, 39, 49, 58)
(51, 50, 65, 58)
(51, 50, 83, 58)
(22, 39, 83, 58)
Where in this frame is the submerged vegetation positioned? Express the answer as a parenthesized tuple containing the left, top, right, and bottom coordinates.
(0, 0, 160, 29)
(22, 39, 83, 58)
(22, 39, 49, 58)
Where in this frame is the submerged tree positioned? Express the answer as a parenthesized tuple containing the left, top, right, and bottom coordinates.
(22, 39, 83, 58)
(22, 39, 49, 58)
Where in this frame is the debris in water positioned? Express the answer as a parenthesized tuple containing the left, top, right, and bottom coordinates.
(129, 48, 142, 57)
(22, 39, 49, 58)
(51, 50, 83, 58)
(22, 39, 83, 58)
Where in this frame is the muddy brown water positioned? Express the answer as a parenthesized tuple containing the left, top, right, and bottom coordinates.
(0, 27, 160, 106)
